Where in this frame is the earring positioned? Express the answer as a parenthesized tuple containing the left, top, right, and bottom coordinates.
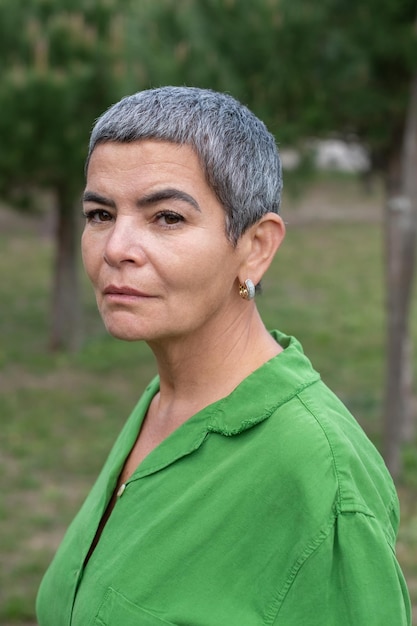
(239, 279, 255, 300)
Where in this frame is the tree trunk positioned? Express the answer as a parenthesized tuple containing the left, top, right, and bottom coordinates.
(49, 186, 83, 352)
(383, 71, 417, 479)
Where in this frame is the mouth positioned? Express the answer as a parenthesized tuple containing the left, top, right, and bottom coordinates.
(103, 285, 152, 299)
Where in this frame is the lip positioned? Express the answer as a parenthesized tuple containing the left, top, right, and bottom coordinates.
(103, 285, 152, 298)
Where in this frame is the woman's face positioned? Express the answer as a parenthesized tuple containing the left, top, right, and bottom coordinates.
(82, 140, 249, 345)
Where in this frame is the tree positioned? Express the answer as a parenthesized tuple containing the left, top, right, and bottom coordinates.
(383, 66, 417, 477)
(0, 0, 133, 350)
(277, 0, 417, 479)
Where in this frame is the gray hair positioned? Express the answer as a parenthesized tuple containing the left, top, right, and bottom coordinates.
(87, 86, 282, 244)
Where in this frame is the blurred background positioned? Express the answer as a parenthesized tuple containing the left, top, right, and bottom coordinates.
(0, 0, 416, 623)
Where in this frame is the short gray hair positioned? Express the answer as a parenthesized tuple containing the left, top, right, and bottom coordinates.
(87, 86, 282, 244)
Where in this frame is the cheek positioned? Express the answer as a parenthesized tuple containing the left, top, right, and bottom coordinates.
(81, 233, 100, 283)
(165, 243, 239, 296)
(163, 250, 213, 289)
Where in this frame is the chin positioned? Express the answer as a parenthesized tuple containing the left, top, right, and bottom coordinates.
(102, 318, 145, 342)
(101, 311, 190, 344)
(104, 324, 146, 342)
(108, 331, 142, 342)
(99, 309, 150, 342)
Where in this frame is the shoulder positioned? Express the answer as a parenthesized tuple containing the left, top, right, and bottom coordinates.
(257, 376, 399, 541)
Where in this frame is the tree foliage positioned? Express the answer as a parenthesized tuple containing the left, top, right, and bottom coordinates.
(129, 0, 416, 164)
(0, 0, 132, 200)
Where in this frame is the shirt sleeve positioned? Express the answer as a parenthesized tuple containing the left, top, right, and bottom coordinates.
(272, 510, 411, 625)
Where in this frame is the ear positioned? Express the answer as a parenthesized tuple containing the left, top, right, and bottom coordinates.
(238, 213, 285, 286)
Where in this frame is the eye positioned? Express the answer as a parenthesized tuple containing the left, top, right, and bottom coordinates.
(155, 211, 184, 226)
(83, 208, 113, 223)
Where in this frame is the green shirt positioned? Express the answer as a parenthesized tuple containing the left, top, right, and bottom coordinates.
(37, 331, 411, 625)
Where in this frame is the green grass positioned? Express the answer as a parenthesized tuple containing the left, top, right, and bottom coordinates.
(1, 177, 416, 623)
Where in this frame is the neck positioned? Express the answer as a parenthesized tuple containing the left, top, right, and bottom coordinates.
(146, 306, 281, 426)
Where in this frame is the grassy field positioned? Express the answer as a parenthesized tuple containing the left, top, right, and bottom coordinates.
(1, 174, 417, 624)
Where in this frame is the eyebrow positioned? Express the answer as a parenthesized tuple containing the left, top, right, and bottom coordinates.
(82, 191, 116, 208)
(137, 188, 200, 211)
(82, 188, 201, 212)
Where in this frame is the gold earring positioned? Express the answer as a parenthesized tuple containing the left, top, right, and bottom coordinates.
(239, 279, 255, 300)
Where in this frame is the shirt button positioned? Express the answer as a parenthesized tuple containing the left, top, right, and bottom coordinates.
(116, 483, 126, 497)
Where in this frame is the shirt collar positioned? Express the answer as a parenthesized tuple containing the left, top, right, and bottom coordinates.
(204, 330, 321, 436)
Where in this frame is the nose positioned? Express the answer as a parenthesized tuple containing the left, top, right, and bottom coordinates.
(103, 217, 147, 267)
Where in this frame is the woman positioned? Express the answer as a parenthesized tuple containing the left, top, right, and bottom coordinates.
(37, 87, 411, 625)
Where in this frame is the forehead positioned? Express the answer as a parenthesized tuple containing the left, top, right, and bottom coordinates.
(87, 140, 206, 186)
(85, 139, 225, 220)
